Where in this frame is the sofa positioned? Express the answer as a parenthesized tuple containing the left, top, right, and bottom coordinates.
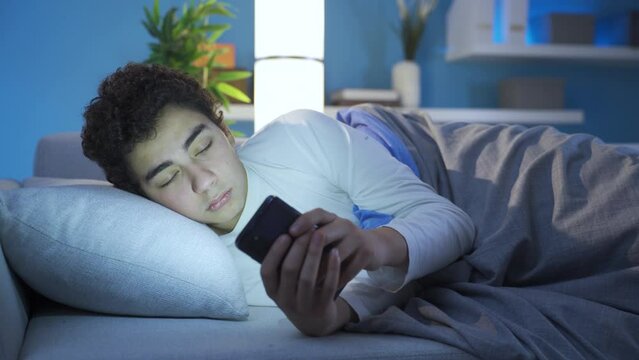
(0, 132, 477, 360)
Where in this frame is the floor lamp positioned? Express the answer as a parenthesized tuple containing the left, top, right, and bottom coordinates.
(254, 0, 325, 132)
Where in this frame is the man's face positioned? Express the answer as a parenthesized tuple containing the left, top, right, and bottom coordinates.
(127, 105, 247, 233)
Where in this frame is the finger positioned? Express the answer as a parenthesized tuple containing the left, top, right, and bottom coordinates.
(311, 238, 356, 285)
(296, 230, 326, 307)
(260, 234, 292, 298)
(319, 248, 341, 306)
(289, 208, 338, 237)
(336, 251, 367, 291)
(311, 219, 367, 262)
(311, 223, 359, 284)
(329, 233, 368, 284)
(278, 232, 311, 303)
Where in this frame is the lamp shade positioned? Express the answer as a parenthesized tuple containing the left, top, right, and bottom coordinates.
(254, 0, 325, 132)
(255, 0, 324, 59)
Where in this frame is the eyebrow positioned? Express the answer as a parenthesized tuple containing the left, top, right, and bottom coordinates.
(183, 124, 206, 151)
(144, 124, 207, 183)
(144, 161, 172, 183)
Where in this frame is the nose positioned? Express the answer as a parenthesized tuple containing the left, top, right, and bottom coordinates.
(189, 164, 217, 194)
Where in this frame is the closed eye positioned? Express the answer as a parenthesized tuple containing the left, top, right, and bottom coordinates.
(196, 140, 212, 156)
(160, 172, 178, 188)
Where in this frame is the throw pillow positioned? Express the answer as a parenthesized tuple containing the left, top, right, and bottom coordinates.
(0, 185, 248, 320)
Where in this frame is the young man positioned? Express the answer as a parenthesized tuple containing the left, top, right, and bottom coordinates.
(82, 63, 475, 336)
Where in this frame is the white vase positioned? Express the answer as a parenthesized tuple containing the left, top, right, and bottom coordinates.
(391, 60, 421, 108)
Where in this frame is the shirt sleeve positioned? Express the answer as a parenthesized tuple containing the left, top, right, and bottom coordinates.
(338, 271, 421, 323)
(278, 109, 475, 320)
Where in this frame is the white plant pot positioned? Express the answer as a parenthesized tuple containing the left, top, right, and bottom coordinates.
(392, 60, 421, 108)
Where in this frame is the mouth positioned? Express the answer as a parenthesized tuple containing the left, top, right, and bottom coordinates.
(208, 189, 232, 212)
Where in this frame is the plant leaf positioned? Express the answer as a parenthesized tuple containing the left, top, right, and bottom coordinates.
(143, 7, 156, 26)
(153, 0, 161, 24)
(209, 29, 226, 42)
(205, 8, 233, 18)
(204, 3, 234, 18)
(162, 8, 178, 41)
(193, 24, 229, 34)
(142, 19, 162, 39)
(209, 85, 231, 109)
(216, 82, 251, 103)
(211, 70, 252, 82)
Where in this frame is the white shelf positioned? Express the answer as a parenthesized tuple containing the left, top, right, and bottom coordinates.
(446, 43, 639, 63)
(223, 104, 584, 125)
(415, 108, 583, 125)
(222, 104, 255, 120)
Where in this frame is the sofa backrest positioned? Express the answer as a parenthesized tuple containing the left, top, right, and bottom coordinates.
(34, 132, 106, 180)
(32, 132, 247, 181)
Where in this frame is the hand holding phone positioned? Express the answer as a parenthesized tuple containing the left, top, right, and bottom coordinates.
(235, 195, 344, 299)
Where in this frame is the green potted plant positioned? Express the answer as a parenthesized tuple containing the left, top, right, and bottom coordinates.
(142, 0, 252, 110)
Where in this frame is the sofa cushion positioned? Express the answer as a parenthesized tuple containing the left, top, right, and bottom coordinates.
(20, 302, 475, 360)
(0, 226, 29, 360)
(0, 185, 248, 320)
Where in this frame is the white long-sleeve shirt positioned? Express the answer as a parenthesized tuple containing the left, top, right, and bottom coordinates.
(219, 109, 475, 321)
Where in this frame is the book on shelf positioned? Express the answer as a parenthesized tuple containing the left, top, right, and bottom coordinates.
(330, 88, 401, 106)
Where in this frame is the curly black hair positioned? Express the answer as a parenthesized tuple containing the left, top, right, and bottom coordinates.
(82, 63, 230, 195)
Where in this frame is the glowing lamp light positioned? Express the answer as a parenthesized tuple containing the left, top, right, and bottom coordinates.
(254, 0, 325, 132)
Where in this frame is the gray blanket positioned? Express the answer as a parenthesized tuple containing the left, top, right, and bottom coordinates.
(343, 104, 639, 359)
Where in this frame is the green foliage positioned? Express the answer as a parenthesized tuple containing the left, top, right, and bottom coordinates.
(142, 0, 252, 110)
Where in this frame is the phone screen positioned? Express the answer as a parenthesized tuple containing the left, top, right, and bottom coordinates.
(235, 195, 300, 263)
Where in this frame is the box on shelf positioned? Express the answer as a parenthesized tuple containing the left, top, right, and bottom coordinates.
(596, 11, 639, 47)
(195, 43, 236, 69)
(496, 0, 528, 45)
(330, 88, 400, 107)
(530, 13, 596, 45)
(499, 77, 565, 110)
(446, 0, 494, 51)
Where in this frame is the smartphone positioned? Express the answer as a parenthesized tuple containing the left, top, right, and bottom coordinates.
(235, 195, 301, 264)
(235, 195, 344, 299)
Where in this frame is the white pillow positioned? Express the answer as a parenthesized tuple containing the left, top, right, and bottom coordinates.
(21, 176, 112, 188)
(0, 185, 248, 320)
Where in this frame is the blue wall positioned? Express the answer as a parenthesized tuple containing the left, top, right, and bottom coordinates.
(2, 0, 639, 179)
